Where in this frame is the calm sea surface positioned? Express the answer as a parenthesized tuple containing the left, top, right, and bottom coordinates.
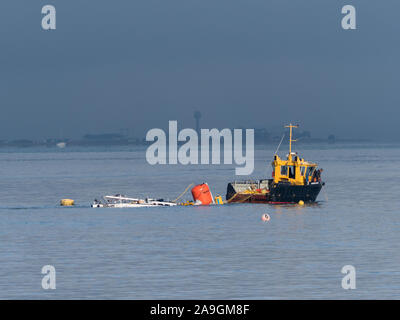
(0, 143, 399, 299)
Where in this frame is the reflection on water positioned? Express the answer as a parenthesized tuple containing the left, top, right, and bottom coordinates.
(0, 143, 399, 299)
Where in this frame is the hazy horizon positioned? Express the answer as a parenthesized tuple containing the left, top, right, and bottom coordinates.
(1, 1, 399, 141)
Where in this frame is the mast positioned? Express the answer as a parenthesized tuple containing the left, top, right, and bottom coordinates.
(285, 123, 298, 154)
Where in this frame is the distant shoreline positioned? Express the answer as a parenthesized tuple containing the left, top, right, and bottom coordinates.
(0, 138, 384, 149)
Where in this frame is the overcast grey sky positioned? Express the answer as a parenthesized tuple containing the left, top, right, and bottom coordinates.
(0, 1, 399, 140)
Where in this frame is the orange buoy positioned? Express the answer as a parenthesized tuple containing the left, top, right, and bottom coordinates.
(191, 183, 213, 205)
(261, 214, 270, 222)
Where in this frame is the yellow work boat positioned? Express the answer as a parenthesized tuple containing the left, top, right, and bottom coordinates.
(226, 124, 324, 204)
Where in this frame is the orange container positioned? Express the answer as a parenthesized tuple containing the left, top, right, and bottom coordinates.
(191, 183, 213, 205)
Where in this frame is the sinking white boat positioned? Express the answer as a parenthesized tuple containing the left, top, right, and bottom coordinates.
(91, 194, 177, 208)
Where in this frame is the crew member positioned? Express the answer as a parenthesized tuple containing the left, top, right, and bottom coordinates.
(315, 168, 323, 182)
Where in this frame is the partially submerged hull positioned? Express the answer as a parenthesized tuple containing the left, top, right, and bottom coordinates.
(226, 180, 322, 204)
(92, 202, 176, 208)
(91, 195, 177, 208)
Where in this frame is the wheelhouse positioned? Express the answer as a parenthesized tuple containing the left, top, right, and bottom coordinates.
(271, 123, 318, 186)
(272, 153, 317, 185)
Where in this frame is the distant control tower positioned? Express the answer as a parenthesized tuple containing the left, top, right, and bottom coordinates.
(194, 111, 202, 134)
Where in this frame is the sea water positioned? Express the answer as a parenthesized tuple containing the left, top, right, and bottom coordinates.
(0, 143, 399, 299)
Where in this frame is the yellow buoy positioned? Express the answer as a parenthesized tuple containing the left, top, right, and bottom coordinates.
(60, 199, 74, 206)
(180, 201, 194, 206)
(214, 196, 223, 204)
(298, 200, 304, 206)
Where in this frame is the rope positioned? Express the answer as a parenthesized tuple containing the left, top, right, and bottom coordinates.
(274, 134, 285, 155)
(227, 193, 252, 203)
(172, 183, 194, 203)
(322, 186, 328, 202)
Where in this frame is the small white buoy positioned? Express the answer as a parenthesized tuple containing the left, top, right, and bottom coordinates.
(261, 213, 270, 222)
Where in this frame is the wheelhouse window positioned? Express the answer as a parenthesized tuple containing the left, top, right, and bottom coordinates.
(306, 166, 315, 177)
(300, 166, 306, 176)
(288, 166, 296, 179)
(280, 166, 288, 176)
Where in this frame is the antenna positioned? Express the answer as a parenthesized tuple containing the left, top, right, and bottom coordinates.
(285, 123, 298, 154)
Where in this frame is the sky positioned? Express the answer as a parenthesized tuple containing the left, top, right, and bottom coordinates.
(0, 0, 399, 140)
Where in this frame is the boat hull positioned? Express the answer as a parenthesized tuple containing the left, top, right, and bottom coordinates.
(226, 181, 323, 204)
